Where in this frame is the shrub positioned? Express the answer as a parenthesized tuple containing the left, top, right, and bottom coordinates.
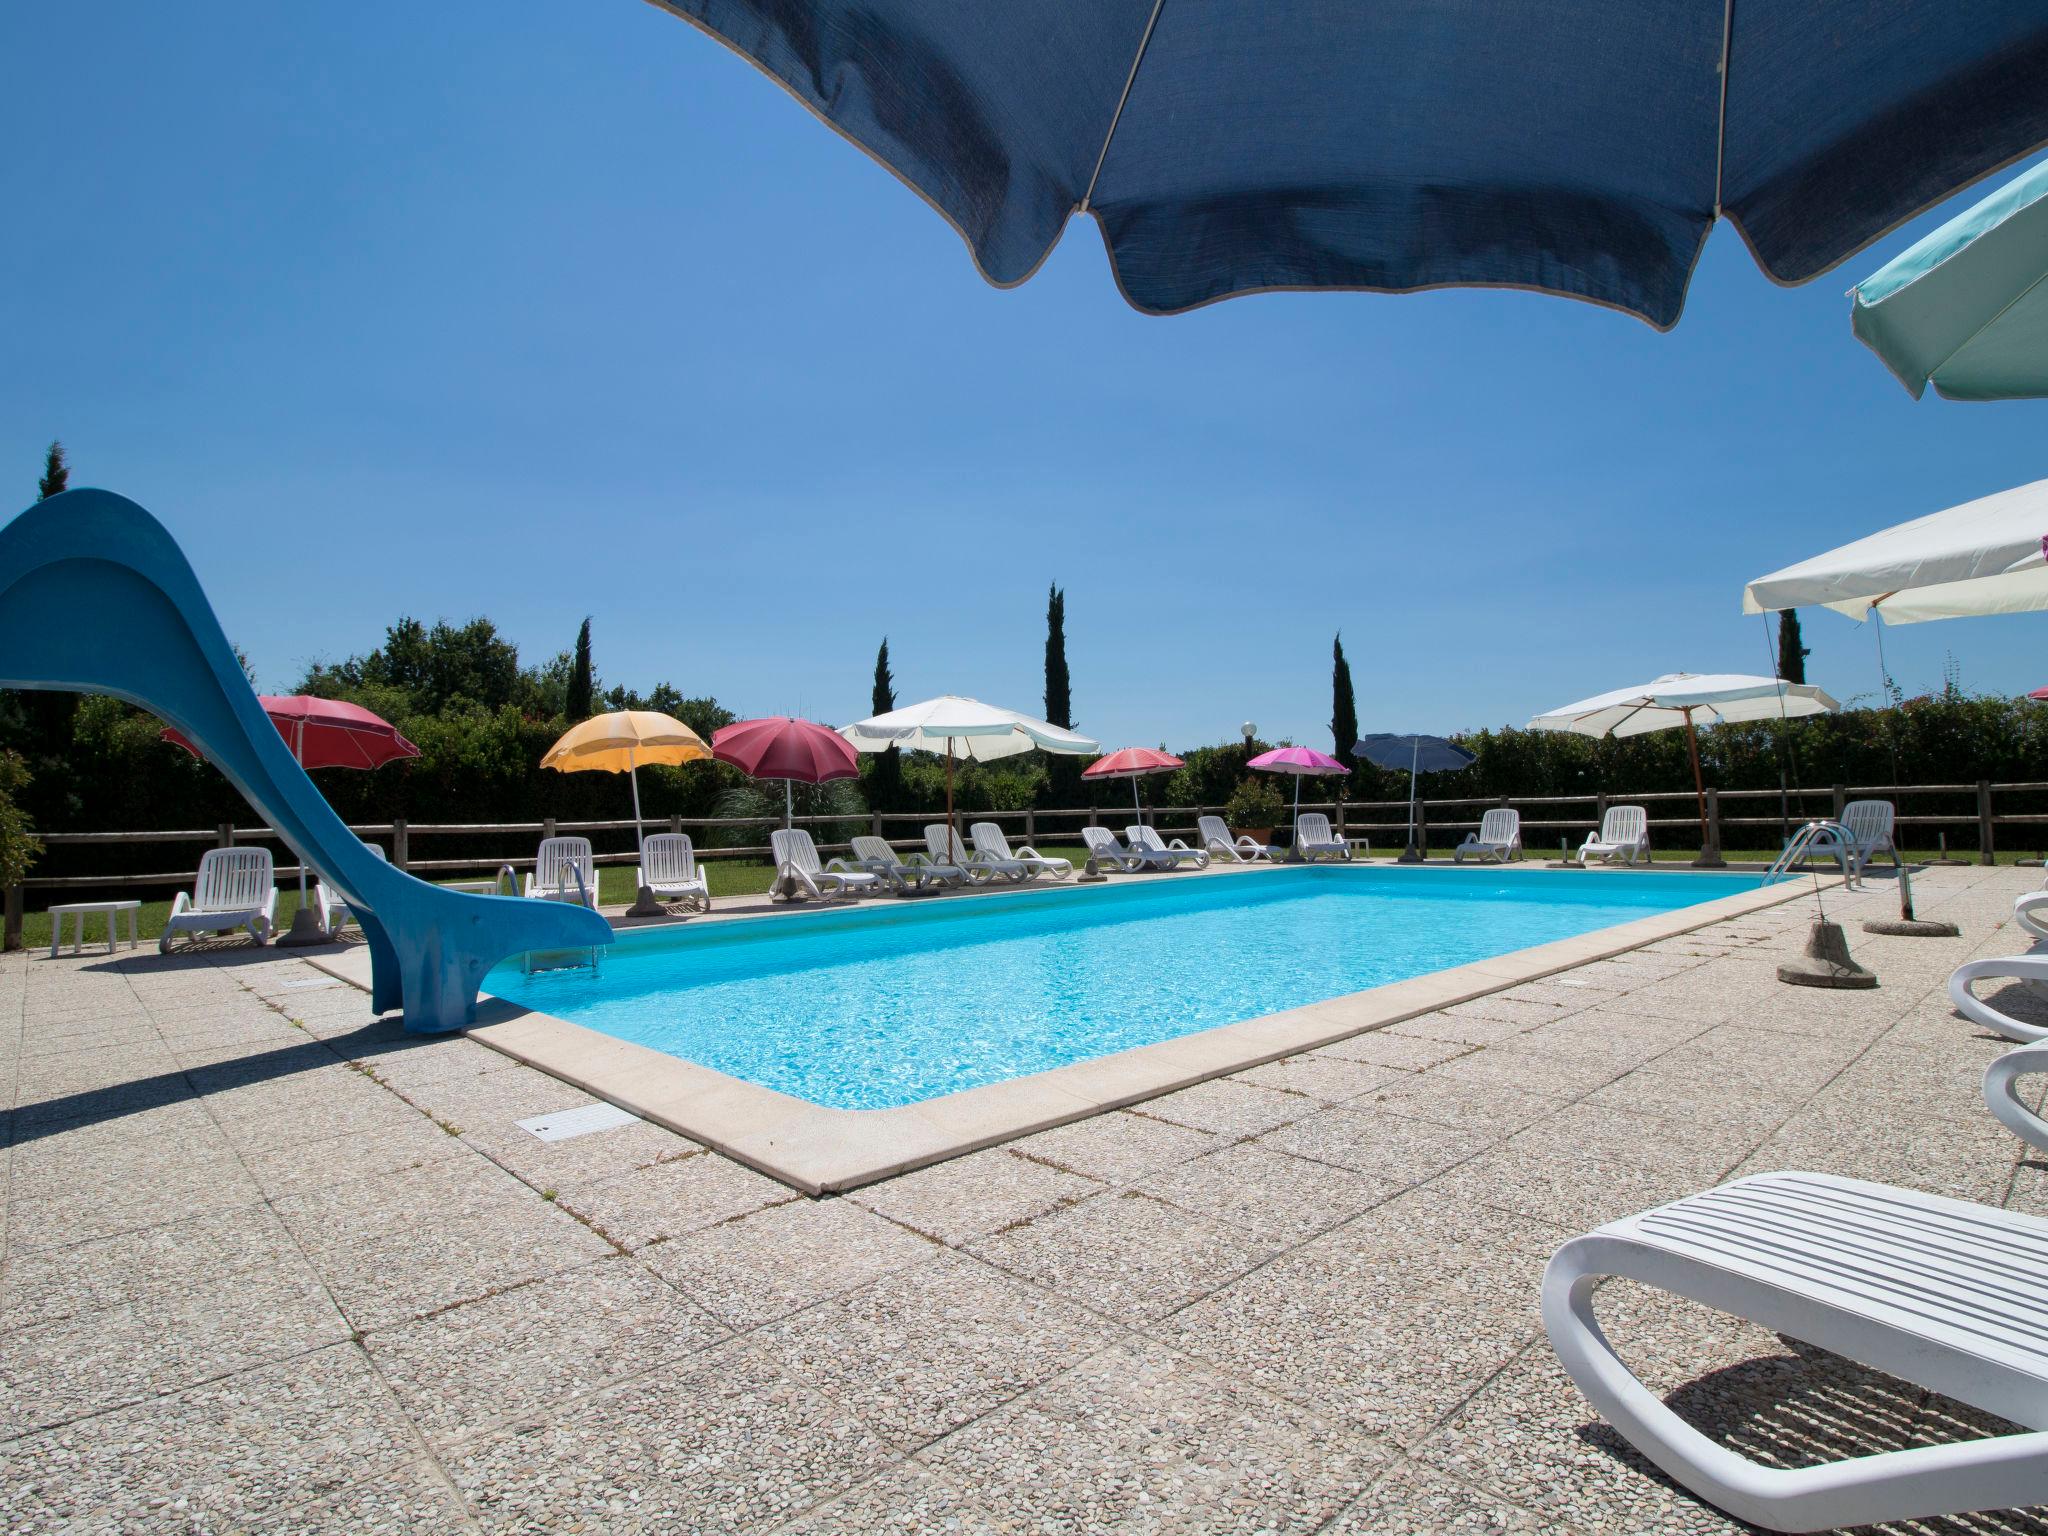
(1223, 776, 1285, 828)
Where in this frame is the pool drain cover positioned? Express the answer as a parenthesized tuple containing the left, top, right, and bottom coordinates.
(518, 1102, 641, 1142)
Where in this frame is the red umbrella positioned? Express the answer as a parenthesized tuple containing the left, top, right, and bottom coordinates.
(2030, 687, 2048, 702)
(1083, 746, 1186, 821)
(162, 695, 420, 770)
(162, 695, 419, 942)
(711, 716, 860, 828)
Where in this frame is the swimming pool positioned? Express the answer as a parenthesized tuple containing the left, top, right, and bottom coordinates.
(483, 865, 1761, 1112)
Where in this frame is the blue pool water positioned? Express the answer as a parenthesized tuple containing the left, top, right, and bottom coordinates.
(484, 866, 1760, 1110)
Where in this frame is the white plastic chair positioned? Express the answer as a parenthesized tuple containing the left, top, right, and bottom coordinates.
(1454, 808, 1522, 864)
(771, 828, 881, 901)
(1197, 815, 1272, 863)
(1126, 824, 1209, 869)
(971, 822, 1071, 880)
(1080, 825, 1147, 872)
(525, 836, 599, 909)
(926, 823, 1010, 884)
(1839, 799, 1900, 876)
(161, 847, 278, 953)
(1579, 806, 1650, 866)
(1543, 1171, 2048, 1532)
(847, 833, 964, 891)
(1293, 812, 1353, 862)
(316, 842, 386, 936)
(633, 833, 710, 913)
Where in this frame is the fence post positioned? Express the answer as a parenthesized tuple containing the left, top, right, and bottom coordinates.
(1831, 784, 1846, 822)
(543, 817, 556, 844)
(1980, 780, 1996, 866)
(391, 818, 408, 871)
(1089, 806, 1099, 829)
(669, 814, 682, 836)
(217, 822, 234, 849)
(1025, 808, 1036, 843)
(3, 880, 21, 952)
(1695, 789, 1724, 868)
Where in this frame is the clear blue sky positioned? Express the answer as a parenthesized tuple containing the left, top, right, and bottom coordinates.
(4, 0, 2043, 749)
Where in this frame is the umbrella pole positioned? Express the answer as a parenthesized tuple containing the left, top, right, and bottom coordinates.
(626, 746, 667, 918)
(1683, 708, 1709, 854)
(1404, 738, 1421, 862)
(1132, 777, 1141, 826)
(945, 738, 956, 859)
(279, 721, 328, 946)
(784, 778, 793, 831)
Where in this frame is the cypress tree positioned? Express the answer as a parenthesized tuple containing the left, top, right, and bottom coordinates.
(1044, 586, 1078, 804)
(1044, 585, 1072, 730)
(870, 637, 900, 812)
(1330, 632, 1359, 770)
(1776, 610, 1810, 686)
(566, 618, 594, 719)
(37, 441, 68, 501)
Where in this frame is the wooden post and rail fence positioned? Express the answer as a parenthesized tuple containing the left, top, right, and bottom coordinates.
(2, 777, 2036, 949)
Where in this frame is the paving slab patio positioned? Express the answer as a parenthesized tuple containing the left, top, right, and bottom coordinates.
(4, 862, 2047, 1531)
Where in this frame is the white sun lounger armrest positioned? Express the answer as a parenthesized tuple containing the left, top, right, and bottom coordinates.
(2015, 891, 2048, 943)
(1949, 949, 2048, 1044)
(1984, 1043, 2048, 1154)
(1544, 1172, 2048, 1532)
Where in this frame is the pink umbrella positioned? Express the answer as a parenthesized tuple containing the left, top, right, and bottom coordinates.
(711, 716, 860, 828)
(1083, 747, 1185, 822)
(1246, 745, 1349, 819)
(2030, 687, 2048, 702)
(162, 695, 420, 771)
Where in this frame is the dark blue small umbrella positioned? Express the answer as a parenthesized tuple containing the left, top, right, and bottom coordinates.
(1355, 734, 1477, 862)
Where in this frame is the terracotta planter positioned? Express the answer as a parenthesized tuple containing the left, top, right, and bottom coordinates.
(1232, 826, 1274, 846)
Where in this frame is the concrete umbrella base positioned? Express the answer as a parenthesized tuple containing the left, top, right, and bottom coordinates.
(1778, 921, 1878, 989)
(1863, 917, 1961, 937)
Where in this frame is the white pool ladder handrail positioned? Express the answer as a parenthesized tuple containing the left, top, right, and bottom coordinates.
(1764, 819, 1859, 889)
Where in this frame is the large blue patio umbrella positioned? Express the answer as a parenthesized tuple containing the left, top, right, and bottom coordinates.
(1851, 157, 2048, 401)
(650, 4, 2048, 329)
(1355, 734, 1476, 863)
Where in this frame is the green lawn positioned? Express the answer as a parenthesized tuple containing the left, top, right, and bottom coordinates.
(11, 840, 2013, 951)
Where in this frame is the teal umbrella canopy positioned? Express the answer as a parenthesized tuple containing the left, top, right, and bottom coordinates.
(1851, 158, 2048, 401)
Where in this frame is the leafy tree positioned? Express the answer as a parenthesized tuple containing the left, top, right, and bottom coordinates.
(566, 618, 595, 720)
(1777, 610, 1810, 685)
(1330, 632, 1359, 772)
(36, 441, 68, 501)
(868, 636, 900, 813)
(0, 749, 42, 892)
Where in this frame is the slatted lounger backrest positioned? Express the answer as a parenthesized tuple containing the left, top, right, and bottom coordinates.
(1297, 813, 1334, 844)
(1479, 808, 1519, 844)
(970, 823, 1012, 860)
(640, 834, 696, 885)
(771, 828, 823, 875)
(1603, 806, 1647, 845)
(535, 837, 595, 895)
(195, 847, 273, 913)
(1842, 800, 1895, 846)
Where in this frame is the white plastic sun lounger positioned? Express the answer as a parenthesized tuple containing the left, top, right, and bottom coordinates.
(525, 836, 599, 909)
(1949, 920, 2048, 1045)
(161, 846, 278, 953)
(1293, 812, 1353, 862)
(848, 833, 965, 891)
(1197, 815, 1272, 863)
(771, 828, 881, 901)
(1081, 825, 1149, 872)
(633, 833, 710, 913)
(316, 842, 387, 936)
(971, 822, 1071, 880)
(927, 824, 1012, 884)
(1838, 799, 1901, 877)
(1127, 824, 1209, 869)
(1579, 805, 1650, 866)
(1544, 1170, 2048, 1532)
(1454, 808, 1522, 864)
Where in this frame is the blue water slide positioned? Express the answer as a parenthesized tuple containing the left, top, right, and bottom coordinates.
(0, 489, 613, 1031)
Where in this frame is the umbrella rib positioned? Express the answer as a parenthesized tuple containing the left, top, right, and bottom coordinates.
(1079, 0, 1166, 214)
(1711, 0, 1733, 217)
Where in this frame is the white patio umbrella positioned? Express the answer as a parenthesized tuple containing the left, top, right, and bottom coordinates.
(840, 695, 1098, 853)
(1529, 674, 1840, 851)
(1742, 475, 2048, 625)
